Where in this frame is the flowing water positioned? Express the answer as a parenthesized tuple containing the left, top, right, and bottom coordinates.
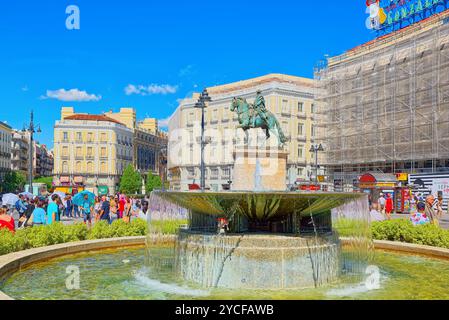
(3, 246, 449, 300)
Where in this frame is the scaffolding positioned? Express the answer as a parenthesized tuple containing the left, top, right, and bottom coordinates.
(315, 10, 449, 187)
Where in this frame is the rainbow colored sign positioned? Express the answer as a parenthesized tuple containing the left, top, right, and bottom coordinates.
(366, 0, 448, 36)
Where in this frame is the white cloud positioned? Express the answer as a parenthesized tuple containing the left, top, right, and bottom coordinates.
(42, 89, 102, 102)
(125, 84, 178, 96)
(21, 86, 29, 92)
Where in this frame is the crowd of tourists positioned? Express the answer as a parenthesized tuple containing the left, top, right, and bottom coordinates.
(370, 192, 445, 226)
(0, 192, 150, 233)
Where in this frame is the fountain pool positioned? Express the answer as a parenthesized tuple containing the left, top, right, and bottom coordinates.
(2, 246, 449, 300)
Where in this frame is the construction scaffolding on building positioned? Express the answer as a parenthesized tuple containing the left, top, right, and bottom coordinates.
(315, 10, 449, 188)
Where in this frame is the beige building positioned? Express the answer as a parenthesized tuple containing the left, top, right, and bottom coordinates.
(105, 108, 168, 177)
(0, 122, 12, 183)
(53, 107, 134, 195)
(168, 73, 319, 191)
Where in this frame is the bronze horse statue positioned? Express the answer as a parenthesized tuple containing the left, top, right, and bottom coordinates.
(231, 97, 287, 147)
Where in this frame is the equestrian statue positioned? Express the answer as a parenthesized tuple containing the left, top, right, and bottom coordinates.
(231, 90, 287, 147)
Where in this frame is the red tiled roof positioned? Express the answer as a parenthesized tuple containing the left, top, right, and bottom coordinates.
(64, 114, 125, 126)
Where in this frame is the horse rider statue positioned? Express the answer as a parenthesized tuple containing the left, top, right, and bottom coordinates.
(253, 90, 269, 128)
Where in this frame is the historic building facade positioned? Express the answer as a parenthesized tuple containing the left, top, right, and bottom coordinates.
(168, 73, 318, 191)
(53, 107, 134, 195)
(11, 130, 30, 178)
(0, 122, 12, 183)
(34, 143, 54, 178)
(104, 108, 168, 177)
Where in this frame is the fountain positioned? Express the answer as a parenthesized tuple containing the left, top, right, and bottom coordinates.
(149, 191, 370, 289)
(146, 93, 372, 290)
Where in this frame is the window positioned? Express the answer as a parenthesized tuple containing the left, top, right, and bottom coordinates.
(87, 162, 94, 173)
(75, 161, 82, 172)
(311, 125, 316, 137)
(87, 132, 93, 142)
(298, 123, 304, 136)
(297, 167, 304, 176)
(62, 146, 68, 157)
(63, 132, 68, 141)
(100, 133, 107, 142)
(76, 147, 82, 157)
(100, 162, 107, 172)
(212, 109, 218, 121)
(223, 167, 231, 178)
(62, 161, 69, 173)
(282, 100, 290, 114)
(211, 167, 219, 179)
(311, 103, 315, 114)
(187, 167, 195, 178)
(298, 145, 304, 159)
(76, 132, 82, 142)
(87, 147, 93, 157)
(298, 102, 304, 113)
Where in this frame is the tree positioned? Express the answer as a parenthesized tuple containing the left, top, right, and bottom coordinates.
(33, 176, 53, 191)
(119, 165, 142, 194)
(2, 171, 26, 193)
(145, 172, 162, 194)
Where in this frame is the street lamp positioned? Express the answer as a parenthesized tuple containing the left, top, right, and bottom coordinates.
(194, 89, 212, 191)
(309, 144, 324, 186)
(22, 110, 41, 194)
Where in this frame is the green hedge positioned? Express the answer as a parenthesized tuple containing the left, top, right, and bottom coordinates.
(0, 219, 148, 256)
(371, 219, 449, 249)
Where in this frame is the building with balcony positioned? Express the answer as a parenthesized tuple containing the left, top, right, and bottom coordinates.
(34, 143, 54, 178)
(53, 107, 134, 195)
(104, 108, 168, 178)
(11, 130, 30, 179)
(0, 121, 12, 184)
(168, 73, 318, 191)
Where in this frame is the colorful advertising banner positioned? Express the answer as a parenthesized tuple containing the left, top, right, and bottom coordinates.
(366, 0, 448, 36)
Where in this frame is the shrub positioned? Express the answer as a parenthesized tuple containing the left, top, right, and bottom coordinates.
(371, 219, 449, 249)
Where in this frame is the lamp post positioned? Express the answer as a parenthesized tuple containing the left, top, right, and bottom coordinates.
(23, 110, 41, 194)
(309, 144, 324, 186)
(194, 89, 212, 191)
(159, 147, 168, 191)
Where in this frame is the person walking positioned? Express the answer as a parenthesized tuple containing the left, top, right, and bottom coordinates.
(65, 196, 73, 218)
(98, 196, 111, 224)
(425, 195, 438, 226)
(79, 194, 94, 227)
(118, 195, 126, 219)
(378, 193, 386, 215)
(94, 196, 102, 222)
(0, 206, 15, 232)
(123, 197, 132, 223)
(31, 200, 47, 227)
(47, 194, 60, 225)
(385, 194, 394, 220)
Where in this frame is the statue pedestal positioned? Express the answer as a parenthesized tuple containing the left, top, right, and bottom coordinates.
(232, 147, 288, 191)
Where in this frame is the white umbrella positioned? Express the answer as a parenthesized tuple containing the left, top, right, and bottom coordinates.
(1, 193, 19, 206)
(19, 192, 34, 199)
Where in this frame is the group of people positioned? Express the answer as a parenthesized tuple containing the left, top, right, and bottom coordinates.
(370, 192, 445, 226)
(0, 193, 150, 233)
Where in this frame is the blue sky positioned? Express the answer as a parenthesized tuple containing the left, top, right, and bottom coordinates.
(0, 0, 373, 148)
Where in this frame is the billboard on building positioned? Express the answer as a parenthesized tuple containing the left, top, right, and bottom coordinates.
(367, 0, 448, 36)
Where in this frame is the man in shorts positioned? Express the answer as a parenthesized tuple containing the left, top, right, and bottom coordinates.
(80, 194, 93, 227)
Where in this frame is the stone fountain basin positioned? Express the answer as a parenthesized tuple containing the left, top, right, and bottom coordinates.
(155, 191, 364, 220)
